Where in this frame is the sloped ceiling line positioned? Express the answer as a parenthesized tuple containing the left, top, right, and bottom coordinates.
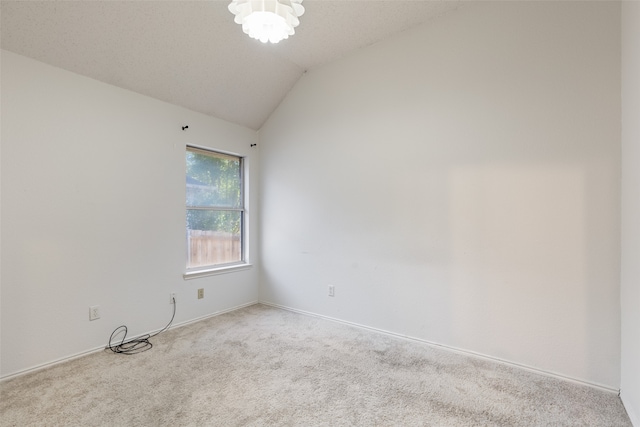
(1, 0, 459, 130)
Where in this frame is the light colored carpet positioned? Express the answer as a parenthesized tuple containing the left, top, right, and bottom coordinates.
(0, 304, 632, 426)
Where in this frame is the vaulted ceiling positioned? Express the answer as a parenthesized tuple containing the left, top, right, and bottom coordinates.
(1, 1, 460, 130)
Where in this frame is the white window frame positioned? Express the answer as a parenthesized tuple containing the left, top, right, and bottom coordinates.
(183, 145, 250, 279)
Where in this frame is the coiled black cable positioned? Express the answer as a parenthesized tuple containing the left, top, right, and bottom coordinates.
(107, 296, 176, 355)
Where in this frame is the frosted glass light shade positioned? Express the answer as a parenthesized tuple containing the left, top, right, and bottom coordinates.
(228, 0, 305, 44)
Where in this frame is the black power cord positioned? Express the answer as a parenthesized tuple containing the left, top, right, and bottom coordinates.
(107, 296, 176, 355)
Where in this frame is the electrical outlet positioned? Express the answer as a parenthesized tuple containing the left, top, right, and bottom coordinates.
(170, 293, 176, 304)
(89, 305, 100, 321)
(328, 285, 335, 297)
(197, 288, 204, 299)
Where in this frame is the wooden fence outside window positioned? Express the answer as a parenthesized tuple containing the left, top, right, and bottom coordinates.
(187, 230, 241, 268)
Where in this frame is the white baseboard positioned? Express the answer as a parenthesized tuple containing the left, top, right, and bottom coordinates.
(0, 345, 108, 383)
(2, 298, 622, 398)
(168, 300, 259, 332)
(0, 300, 259, 382)
(259, 300, 619, 395)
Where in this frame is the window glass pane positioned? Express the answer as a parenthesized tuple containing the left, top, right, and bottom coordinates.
(186, 150, 241, 208)
(186, 210, 242, 268)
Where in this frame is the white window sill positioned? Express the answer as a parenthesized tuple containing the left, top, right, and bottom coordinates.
(183, 263, 253, 280)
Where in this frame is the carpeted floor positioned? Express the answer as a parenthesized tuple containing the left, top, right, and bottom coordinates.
(0, 304, 633, 426)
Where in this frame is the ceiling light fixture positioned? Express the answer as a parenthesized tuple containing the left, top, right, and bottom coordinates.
(228, 0, 305, 44)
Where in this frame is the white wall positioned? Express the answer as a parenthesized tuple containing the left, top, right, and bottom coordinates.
(621, 2, 640, 424)
(259, 1, 621, 388)
(0, 50, 259, 378)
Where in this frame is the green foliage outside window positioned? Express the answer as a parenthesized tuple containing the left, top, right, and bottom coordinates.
(186, 149, 242, 234)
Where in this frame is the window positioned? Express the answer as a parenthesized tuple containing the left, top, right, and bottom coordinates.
(186, 146, 245, 272)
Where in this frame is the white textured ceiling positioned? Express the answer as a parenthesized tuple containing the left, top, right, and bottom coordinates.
(1, 1, 459, 129)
